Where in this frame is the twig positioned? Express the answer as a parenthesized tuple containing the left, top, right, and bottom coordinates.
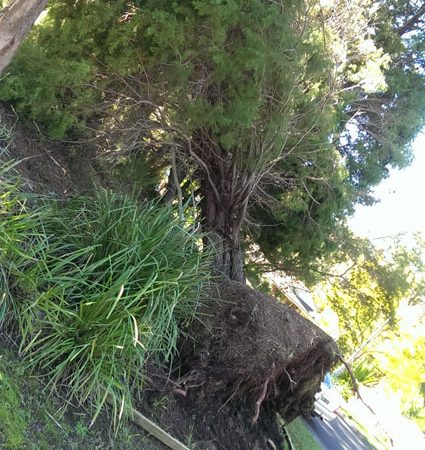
(44, 409, 62, 429)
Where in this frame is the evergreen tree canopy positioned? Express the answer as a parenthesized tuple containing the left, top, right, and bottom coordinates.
(0, 0, 424, 281)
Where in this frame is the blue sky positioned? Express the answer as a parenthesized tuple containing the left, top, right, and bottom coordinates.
(348, 132, 425, 245)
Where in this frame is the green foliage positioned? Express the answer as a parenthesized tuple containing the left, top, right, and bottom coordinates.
(0, 0, 127, 138)
(314, 233, 425, 428)
(0, 39, 95, 138)
(0, 118, 13, 153)
(343, 361, 382, 388)
(0, 347, 164, 449)
(1, 0, 324, 143)
(110, 152, 166, 200)
(283, 417, 322, 450)
(375, 327, 425, 430)
(336, 360, 382, 400)
(75, 420, 89, 438)
(0, 0, 424, 281)
(314, 236, 425, 355)
(248, 162, 353, 284)
(0, 355, 27, 448)
(0, 160, 35, 324)
(245, 0, 425, 279)
(338, 0, 425, 201)
(0, 163, 211, 424)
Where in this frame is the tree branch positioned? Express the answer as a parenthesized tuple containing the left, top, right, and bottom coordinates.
(336, 353, 376, 416)
(0, 0, 48, 75)
(397, 4, 425, 36)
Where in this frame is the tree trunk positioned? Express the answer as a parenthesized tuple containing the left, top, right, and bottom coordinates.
(196, 138, 249, 283)
(0, 0, 48, 75)
(201, 180, 246, 283)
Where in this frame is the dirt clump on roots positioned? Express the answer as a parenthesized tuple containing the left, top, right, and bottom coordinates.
(139, 280, 338, 450)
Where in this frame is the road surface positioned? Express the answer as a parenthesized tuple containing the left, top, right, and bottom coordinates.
(304, 414, 375, 450)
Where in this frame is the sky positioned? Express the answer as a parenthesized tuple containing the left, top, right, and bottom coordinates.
(348, 132, 425, 246)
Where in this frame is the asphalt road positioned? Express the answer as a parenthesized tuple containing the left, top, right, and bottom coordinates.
(304, 414, 375, 450)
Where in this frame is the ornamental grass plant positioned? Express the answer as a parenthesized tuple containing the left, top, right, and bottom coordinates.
(0, 162, 211, 424)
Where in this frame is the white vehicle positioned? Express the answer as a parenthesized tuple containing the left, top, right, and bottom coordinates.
(314, 374, 342, 421)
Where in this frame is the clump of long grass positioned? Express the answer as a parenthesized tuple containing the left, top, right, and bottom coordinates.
(0, 163, 211, 424)
(0, 160, 39, 325)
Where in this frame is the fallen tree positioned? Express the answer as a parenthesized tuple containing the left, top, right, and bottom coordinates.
(0, 100, 338, 448)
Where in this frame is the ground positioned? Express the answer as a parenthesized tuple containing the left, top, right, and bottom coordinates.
(0, 102, 99, 195)
(285, 418, 322, 450)
(0, 103, 339, 450)
(0, 337, 168, 450)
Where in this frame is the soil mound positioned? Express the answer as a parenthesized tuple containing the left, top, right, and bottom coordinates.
(0, 102, 97, 194)
(140, 280, 338, 450)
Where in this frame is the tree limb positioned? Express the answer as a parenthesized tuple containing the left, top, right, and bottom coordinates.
(0, 0, 48, 75)
(397, 4, 425, 36)
(336, 353, 376, 416)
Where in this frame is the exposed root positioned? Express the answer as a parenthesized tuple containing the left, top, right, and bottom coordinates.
(218, 379, 243, 414)
(266, 438, 277, 450)
(283, 367, 297, 389)
(172, 388, 187, 397)
(252, 377, 270, 425)
(138, 281, 338, 450)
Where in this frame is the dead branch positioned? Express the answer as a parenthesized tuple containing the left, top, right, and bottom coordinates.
(171, 147, 184, 222)
(336, 353, 376, 416)
(99, 385, 190, 450)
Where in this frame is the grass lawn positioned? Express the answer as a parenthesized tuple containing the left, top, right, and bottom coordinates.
(284, 417, 322, 450)
(0, 344, 164, 450)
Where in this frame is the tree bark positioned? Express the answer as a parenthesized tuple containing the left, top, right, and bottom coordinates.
(0, 0, 48, 76)
(201, 180, 246, 283)
(197, 139, 249, 283)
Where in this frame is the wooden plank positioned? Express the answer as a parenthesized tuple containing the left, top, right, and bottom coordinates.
(101, 386, 190, 450)
(129, 405, 190, 450)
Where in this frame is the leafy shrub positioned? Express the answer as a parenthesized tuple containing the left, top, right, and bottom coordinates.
(0, 166, 210, 424)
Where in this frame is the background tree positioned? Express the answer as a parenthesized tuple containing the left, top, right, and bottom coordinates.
(314, 235, 425, 358)
(379, 330, 425, 430)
